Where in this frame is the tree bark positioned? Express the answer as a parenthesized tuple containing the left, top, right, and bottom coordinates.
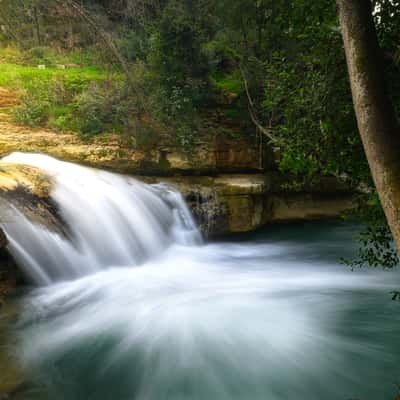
(33, 6, 42, 46)
(337, 0, 400, 251)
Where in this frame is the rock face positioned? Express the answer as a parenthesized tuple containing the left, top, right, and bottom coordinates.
(0, 113, 263, 176)
(0, 162, 64, 306)
(0, 88, 265, 176)
(0, 161, 355, 241)
(145, 174, 355, 237)
(146, 174, 270, 236)
(0, 163, 65, 234)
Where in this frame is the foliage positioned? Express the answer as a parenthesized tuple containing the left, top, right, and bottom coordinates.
(13, 93, 50, 127)
(0, 63, 106, 90)
(1, 0, 400, 267)
(70, 82, 118, 136)
(342, 194, 399, 269)
(3, 62, 112, 132)
(211, 71, 243, 95)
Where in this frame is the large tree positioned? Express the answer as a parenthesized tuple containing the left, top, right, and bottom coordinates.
(336, 0, 400, 251)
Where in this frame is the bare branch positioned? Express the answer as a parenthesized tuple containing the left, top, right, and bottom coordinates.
(238, 63, 276, 143)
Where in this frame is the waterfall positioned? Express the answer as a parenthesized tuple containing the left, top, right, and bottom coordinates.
(1, 156, 399, 399)
(0, 152, 201, 285)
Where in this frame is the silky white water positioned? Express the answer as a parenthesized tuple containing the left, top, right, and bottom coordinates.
(0, 153, 399, 400)
(0, 152, 200, 284)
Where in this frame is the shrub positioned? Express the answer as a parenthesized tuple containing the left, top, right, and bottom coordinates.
(12, 79, 56, 126)
(12, 93, 50, 127)
(26, 46, 58, 67)
(70, 80, 125, 137)
(0, 47, 25, 64)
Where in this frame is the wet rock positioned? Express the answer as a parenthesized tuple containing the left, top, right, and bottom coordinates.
(270, 193, 355, 222)
(0, 163, 52, 198)
(0, 163, 64, 305)
(0, 163, 66, 235)
(144, 173, 355, 237)
(0, 160, 355, 240)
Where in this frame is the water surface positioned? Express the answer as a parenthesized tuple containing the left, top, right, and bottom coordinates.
(4, 221, 400, 400)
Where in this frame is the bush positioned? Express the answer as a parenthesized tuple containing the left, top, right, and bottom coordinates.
(12, 79, 56, 126)
(26, 46, 59, 66)
(70, 80, 126, 137)
(119, 31, 148, 62)
(72, 84, 113, 136)
(0, 47, 25, 63)
(12, 93, 50, 127)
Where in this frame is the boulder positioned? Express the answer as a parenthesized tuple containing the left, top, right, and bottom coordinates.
(0, 163, 65, 234)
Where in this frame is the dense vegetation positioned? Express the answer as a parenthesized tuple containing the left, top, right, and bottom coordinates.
(1, 0, 400, 266)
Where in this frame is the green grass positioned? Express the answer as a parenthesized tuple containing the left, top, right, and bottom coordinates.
(0, 47, 24, 64)
(224, 107, 242, 119)
(211, 71, 243, 95)
(0, 60, 122, 134)
(0, 63, 108, 91)
(0, 45, 101, 67)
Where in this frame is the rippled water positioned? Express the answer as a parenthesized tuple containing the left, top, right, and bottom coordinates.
(3, 221, 400, 400)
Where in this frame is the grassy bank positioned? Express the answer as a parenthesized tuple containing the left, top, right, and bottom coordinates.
(0, 47, 124, 137)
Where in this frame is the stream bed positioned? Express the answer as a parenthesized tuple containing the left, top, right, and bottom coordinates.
(1, 221, 400, 400)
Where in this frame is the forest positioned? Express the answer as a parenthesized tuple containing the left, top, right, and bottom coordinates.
(0, 1, 399, 399)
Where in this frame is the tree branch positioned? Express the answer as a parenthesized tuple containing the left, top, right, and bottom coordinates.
(238, 63, 276, 143)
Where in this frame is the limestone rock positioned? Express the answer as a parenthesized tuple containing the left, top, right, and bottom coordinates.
(0, 162, 65, 234)
(144, 173, 355, 237)
(270, 193, 355, 222)
(0, 116, 263, 176)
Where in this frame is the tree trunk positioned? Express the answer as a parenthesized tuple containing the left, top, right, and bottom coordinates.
(337, 0, 400, 251)
(33, 6, 42, 46)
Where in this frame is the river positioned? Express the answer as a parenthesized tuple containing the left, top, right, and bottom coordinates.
(0, 153, 399, 400)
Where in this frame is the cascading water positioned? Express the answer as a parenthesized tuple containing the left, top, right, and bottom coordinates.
(0, 152, 200, 285)
(0, 152, 399, 400)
